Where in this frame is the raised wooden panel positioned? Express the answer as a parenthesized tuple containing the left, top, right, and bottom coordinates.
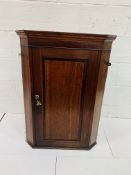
(44, 59, 86, 140)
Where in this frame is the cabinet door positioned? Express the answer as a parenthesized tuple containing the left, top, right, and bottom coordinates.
(32, 48, 99, 148)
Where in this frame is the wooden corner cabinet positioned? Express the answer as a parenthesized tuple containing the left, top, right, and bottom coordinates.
(16, 30, 116, 149)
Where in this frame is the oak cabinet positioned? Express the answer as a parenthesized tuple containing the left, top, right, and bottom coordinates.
(16, 30, 116, 149)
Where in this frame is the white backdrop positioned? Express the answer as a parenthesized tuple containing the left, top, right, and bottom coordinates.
(0, 0, 131, 118)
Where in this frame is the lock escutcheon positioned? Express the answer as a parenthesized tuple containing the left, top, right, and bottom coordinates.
(34, 94, 42, 107)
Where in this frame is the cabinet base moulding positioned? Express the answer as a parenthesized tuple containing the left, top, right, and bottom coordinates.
(26, 140, 97, 150)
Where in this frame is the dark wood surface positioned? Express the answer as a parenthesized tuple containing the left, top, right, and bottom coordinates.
(19, 38, 35, 145)
(16, 30, 116, 149)
(44, 60, 84, 140)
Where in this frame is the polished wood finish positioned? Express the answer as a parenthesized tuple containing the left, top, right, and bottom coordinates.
(16, 30, 116, 149)
(44, 60, 84, 140)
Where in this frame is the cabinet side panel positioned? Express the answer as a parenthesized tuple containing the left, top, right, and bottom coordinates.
(89, 50, 112, 145)
(20, 38, 35, 145)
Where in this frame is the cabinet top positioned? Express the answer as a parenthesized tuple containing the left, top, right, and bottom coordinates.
(16, 30, 116, 50)
(16, 30, 116, 41)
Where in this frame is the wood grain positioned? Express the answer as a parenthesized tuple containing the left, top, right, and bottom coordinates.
(16, 30, 116, 149)
(44, 59, 84, 140)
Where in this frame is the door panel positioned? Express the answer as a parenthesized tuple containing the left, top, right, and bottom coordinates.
(44, 59, 85, 140)
(32, 48, 99, 147)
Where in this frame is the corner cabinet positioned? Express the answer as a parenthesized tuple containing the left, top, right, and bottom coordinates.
(16, 30, 116, 149)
